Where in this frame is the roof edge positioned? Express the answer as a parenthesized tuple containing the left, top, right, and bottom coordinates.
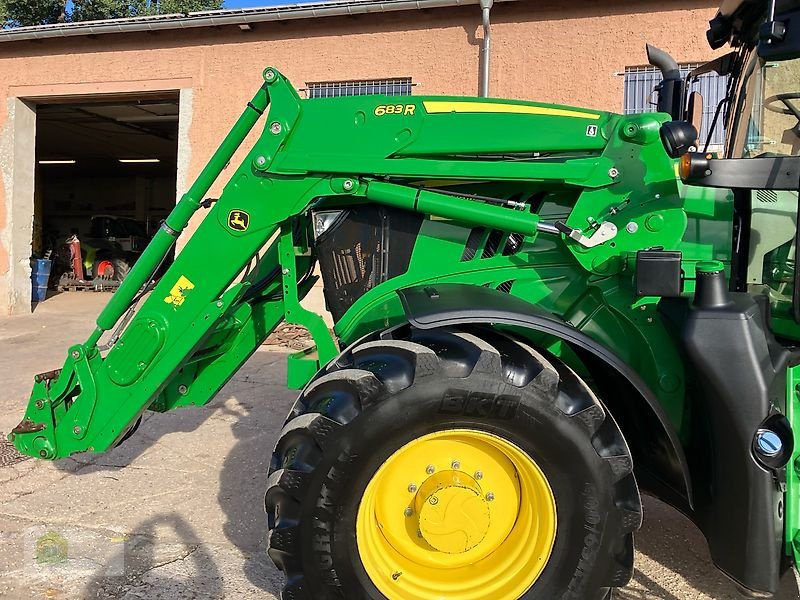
(0, 0, 519, 43)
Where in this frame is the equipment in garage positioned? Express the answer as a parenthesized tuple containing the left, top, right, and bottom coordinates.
(34, 96, 178, 296)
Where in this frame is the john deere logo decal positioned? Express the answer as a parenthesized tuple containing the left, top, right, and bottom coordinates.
(228, 210, 250, 232)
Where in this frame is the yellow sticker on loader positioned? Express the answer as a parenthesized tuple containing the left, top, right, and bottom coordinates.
(164, 275, 195, 308)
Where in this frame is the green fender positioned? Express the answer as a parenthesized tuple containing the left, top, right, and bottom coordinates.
(397, 282, 693, 511)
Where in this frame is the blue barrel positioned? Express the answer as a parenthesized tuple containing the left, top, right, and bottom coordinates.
(30, 258, 52, 303)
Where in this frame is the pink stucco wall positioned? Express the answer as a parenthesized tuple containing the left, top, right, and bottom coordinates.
(0, 0, 720, 311)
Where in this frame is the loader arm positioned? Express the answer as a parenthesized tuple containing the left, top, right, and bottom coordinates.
(10, 70, 342, 460)
(9, 67, 679, 460)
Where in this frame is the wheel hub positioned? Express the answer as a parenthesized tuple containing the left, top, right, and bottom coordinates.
(415, 470, 490, 553)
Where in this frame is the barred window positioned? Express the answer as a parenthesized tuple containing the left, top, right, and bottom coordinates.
(306, 77, 413, 99)
(623, 65, 729, 148)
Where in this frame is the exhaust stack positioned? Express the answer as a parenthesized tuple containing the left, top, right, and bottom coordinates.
(646, 44, 685, 120)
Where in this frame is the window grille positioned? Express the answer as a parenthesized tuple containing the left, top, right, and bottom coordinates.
(306, 77, 413, 99)
(623, 65, 729, 148)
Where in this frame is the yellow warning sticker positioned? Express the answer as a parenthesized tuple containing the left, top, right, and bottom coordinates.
(164, 275, 195, 308)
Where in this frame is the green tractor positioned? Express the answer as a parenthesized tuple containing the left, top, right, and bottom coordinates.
(9, 0, 800, 597)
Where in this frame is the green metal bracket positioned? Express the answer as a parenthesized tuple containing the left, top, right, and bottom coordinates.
(287, 346, 324, 389)
(279, 224, 339, 387)
(68, 345, 101, 441)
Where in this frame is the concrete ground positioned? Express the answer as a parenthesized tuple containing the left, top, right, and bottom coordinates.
(0, 293, 798, 600)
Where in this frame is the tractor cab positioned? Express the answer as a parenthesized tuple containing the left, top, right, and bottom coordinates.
(662, 0, 800, 338)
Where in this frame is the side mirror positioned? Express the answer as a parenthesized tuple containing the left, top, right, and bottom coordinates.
(758, 7, 800, 60)
(660, 121, 699, 158)
(687, 91, 704, 140)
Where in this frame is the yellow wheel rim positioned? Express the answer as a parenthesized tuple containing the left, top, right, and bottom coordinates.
(356, 429, 557, 600)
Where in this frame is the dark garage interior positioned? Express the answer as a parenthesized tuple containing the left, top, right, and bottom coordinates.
(32, 93, 179, 288)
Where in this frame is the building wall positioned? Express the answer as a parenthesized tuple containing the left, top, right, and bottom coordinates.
(0, 0, 720, 314)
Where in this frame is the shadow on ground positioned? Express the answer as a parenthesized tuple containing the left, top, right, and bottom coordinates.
(52, 393, 218, 475)
(617, 495, 799, 600)
(58, 349, 291, 598)
(216, 351, 295, 595)
(83, 513, 223, 599)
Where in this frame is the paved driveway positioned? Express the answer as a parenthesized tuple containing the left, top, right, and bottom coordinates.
(0, 294, 797, 599)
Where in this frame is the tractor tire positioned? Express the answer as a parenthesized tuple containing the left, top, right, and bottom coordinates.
(92, 259, 114, 280)
(266, 326, 641, 600)
(92, 257, 130, 282)
(110, 257, 131, 282)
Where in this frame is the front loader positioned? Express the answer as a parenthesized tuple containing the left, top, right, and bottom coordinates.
(10, 0, 800, 597)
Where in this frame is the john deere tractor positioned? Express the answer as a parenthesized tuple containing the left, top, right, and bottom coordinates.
(10, 0, 800, 597)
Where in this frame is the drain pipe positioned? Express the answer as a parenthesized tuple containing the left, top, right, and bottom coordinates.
(479, 0, 493, 97)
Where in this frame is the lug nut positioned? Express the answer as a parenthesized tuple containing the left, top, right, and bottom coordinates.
(474, 471, 483, 480)
(486, 492, 495, 502)
(451, 460, 461, 470)
(426, 465, 435, 475)
(408, 484, 417, 493)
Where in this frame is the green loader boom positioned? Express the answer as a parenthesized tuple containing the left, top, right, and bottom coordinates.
(12, 0, 800, 597)
(10, 70, 686, 461)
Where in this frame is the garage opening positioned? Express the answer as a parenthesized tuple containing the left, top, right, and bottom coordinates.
(32, 92, 179, 299)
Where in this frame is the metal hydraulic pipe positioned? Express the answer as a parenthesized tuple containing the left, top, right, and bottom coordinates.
(85, 85, 271, 348)
(479, 0, 493, 97)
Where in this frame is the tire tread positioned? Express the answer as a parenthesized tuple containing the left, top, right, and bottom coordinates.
(266, 326, 642, 597)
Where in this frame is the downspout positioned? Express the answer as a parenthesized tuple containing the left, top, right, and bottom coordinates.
(479, 0, 493, 97)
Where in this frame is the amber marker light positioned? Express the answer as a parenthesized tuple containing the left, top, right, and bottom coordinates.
(679, 152, 711, 182)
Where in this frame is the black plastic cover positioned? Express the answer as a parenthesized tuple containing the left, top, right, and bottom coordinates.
(636, 250, 683, 297)
(660, 293, 789, 595)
